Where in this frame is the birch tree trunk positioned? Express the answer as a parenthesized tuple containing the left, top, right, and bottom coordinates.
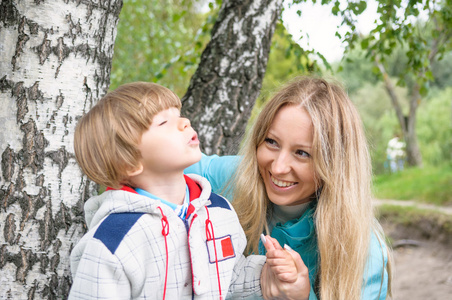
(0, 0, 122, 298)
(376, 59, 423, 167)
(181, 0, 284, 155)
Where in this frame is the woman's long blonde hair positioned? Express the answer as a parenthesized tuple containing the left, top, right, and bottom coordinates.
(232, 76, 392, 299)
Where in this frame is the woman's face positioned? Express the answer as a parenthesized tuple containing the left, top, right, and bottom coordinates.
(256, 105, 318, 206)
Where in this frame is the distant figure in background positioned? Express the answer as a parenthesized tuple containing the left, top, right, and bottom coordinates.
(387, 134, 406, 173)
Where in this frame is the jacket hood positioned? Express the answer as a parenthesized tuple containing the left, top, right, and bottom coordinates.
(83, 174, 212, 230)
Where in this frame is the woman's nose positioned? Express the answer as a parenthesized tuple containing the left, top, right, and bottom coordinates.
(272, 152, 291, 174)
(178, 117, 191, 130)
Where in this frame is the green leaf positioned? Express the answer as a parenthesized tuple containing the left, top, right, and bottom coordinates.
(361, 39, 369, 49)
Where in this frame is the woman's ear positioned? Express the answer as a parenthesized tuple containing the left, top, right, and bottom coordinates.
(127, 163, 144, 177)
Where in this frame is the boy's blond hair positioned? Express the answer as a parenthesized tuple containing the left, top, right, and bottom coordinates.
(74, 82, 181, 189)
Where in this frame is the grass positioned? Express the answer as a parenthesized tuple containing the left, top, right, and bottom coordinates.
(372, 164, 452, 206)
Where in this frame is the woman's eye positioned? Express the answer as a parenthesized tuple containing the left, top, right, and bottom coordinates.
(295, 149, 311, 158)
(264, 138, 278, 147)
(158, 121, 167, 126)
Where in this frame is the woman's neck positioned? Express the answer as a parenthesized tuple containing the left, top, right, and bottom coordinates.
(270, 201, 311, 228)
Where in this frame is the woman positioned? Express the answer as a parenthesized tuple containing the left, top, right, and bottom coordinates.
(185, 76, 392, 299)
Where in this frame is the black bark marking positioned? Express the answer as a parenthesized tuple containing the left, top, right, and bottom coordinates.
(15, 247, 37, 283)
(36, 32, 52, 65)
(29, 81, 43, 102)
(27, 19, 39, 35)
(65, 14, 83, 44)
(39, 253, 49, 274)
(1, 146, 16, 182)
(3, 213, 16, 245)
(19, 120, 48, 173)
(11, 17, 30, 71)
(17, 192, 43, 232)
(54, 37, 71, 78)
(55, 91, 64, 110)
(27, 280, 37, 300)
(50, 239, 61, 272)
(0, 75, 13, 92)
(0, 183, 16, 212)
(0, 244, 7, 268)
(47, 146, 69, 176)
(42, 273, 59, 299)
(38, 200, 56, 251)
(55, 202, 72, 233)
(0, 0, 19, 27)
(13, 81, 28, 123)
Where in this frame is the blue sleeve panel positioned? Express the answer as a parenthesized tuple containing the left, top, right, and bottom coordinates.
(94, 213, 145, 254)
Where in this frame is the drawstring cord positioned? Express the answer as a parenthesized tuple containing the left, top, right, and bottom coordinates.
(204, 207, 223, 300)
(157, 206, 169, 300)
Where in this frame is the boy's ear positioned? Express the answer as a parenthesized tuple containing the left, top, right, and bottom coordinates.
(127, 163, 144, 177)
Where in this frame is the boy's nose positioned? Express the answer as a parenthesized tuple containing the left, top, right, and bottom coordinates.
(178, 117, 191, 130)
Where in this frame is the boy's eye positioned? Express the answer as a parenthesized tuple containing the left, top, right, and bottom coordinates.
(158, 121, 167, 126)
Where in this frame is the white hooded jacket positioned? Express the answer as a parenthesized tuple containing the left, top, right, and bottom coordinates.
(69, 174, 265, 299)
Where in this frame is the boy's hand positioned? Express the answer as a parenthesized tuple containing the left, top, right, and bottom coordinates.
(260, 234, 310, 300)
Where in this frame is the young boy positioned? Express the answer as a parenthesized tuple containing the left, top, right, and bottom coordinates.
(69, 82, 298, 299)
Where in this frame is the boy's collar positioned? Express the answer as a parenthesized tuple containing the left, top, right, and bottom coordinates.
(184, 174, 201, 201)
(106, 174, 202, 201)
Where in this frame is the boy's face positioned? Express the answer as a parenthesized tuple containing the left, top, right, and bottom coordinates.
(138, 107, 201, 175)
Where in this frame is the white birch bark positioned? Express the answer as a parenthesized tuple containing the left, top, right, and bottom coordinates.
(182, 0, 284, 155)
(0, 0, 122, 298)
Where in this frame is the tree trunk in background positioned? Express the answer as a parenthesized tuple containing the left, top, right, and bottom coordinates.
(0, 0, 122, 298)
(181, 0, 283, 155)
(376, 60, 423, 167)
(406, 84, 423, 166)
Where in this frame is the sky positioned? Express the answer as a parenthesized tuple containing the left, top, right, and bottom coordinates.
(282, 0, 379, 62)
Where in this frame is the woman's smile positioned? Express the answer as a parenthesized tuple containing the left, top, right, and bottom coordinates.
(270, 173, 297, 188)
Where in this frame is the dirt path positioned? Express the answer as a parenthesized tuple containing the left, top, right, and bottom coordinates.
(390, 241, 452, 300)
(377, 199, 452, 300)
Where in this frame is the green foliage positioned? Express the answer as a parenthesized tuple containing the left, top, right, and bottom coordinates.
(249, 22, 323, 124)
(337, 49, 380, 94)
(339, 38, 452, 172)
(350, 0, 452, 97)
(417, 88, 452, 165)
(373, 164, 452, 205)
(431, 52, 452, 89)
(110, 0, 213, 96)
(351, 81, 406, 174)
(339, 49, 410, 173)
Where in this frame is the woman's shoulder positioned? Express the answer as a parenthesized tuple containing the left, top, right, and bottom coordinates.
(185, 153, 241, 194)
(361, 229, 390, 299)
(369, 230, 389, 264)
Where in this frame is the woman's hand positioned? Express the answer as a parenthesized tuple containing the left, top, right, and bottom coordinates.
(260, 235, 310, 300)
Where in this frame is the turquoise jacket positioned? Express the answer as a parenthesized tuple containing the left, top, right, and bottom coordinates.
(186, 154, 389, 299)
